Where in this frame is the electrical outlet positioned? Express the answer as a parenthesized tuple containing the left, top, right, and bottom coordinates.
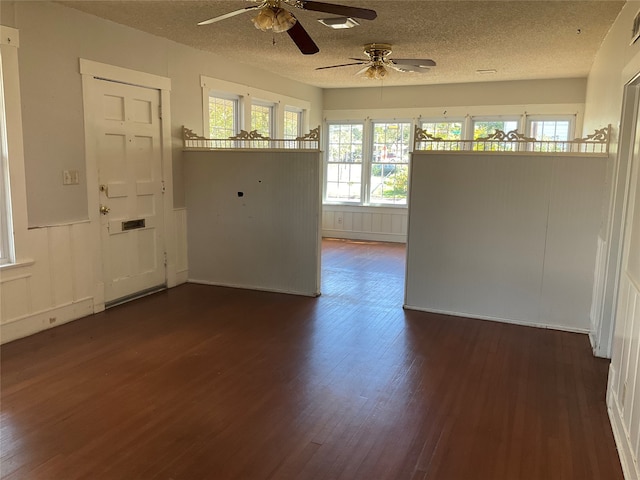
(336, 215, 343, 225)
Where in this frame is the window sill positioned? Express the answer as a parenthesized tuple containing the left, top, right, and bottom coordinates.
(0, 259, 35, 271)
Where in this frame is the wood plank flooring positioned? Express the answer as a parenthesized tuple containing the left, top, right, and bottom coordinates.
(1, 238, 623, 479)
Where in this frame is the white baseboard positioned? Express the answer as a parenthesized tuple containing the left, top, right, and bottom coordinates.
(607, 366, 640, 480)
(402, 304, 590, 334)
(188, 279, 320, 298)
(1, 297, 95, 344)
(176, 269, 189, 285)
(322, 229, 406, 243)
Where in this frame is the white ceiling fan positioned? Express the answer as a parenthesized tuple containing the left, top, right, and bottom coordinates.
(316, 43, 436, 79)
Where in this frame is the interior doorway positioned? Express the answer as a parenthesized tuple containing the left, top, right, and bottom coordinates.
(321, 238, 406, 307)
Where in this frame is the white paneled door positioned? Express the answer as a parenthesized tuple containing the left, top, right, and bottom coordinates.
(93, 79, 166, 304)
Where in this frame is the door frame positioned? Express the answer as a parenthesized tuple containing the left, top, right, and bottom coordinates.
(594, 72, 640, 357)
(80, 59, 175, 312)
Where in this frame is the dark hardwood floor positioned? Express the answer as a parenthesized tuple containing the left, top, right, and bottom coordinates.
(1, 239, 623, 479)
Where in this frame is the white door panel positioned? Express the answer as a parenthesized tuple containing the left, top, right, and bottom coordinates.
(93, 79, 165, 304)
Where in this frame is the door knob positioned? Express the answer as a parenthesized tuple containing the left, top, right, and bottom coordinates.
(100, 205, 110, 215)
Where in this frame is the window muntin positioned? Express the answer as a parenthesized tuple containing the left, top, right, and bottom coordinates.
(370, 122, 411, 205)
(208, 94, 238, 139)
(284, 108, 302, 140)
(326, 123, 363, 203)
(251, 102, 274, 137)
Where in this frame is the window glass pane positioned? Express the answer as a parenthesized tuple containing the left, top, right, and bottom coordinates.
(421, 121, 462, 140)
(209, 96, 236, 138)
(251, 103, 273, 137)
(370, 122, 410, 205)
(326, 124, 363, 202)
(473, 120, 519, 151)
(529, 119, 571, 152)
(473, 120, 519, 139)
(284, 109, 301, 140)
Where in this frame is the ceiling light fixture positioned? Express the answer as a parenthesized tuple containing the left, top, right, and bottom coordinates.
(252, 7, 296, 33)
(364, 64, 387, 79)
(476, 69, 497, 74)
(317, 17, 360, 29)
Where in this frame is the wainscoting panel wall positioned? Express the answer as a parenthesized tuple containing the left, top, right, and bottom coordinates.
(0, 223, 95, 343)
(405, 152, 607, 332)
(184, 151, 322, 297)
(322, 205, 408, 243)
(0, 209, 189, 344)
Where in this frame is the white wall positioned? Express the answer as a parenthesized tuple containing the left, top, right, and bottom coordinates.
(405, 151, 606, 333)
(0, 1, 321, 343)
(184, 151, 321, 297)
(582, 2, 640, 478)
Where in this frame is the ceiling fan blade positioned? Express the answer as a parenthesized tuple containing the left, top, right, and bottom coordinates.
(391, 58, 437, 68)
(287, 18, 320, 55)
(349, 58, 369, 62)
(197, 5, 261, 26)
(316, 62, 367, 70)
(297, 1, 377, 20)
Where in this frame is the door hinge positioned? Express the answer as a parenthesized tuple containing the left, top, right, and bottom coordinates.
(164, 252, 168, 266)
(158, 105, 163, 119)
(161, 181, 166, 194)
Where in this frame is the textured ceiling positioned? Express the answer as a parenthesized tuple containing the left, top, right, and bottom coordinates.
(59, 0, 625, 89)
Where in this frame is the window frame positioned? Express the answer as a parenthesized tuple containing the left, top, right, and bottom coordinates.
(368, 119, 413, 206)
(250, 99, 276, 138)
(0, 51, 12, 265)
(201, 75, 311, 140)
(284, 106, 303, 140)
(208, 91, 241, 139)
(324, 118, 413, 207)
(324, 121, 365, 204)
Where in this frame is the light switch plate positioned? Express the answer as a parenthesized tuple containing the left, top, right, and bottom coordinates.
(62, 169, 79, 185)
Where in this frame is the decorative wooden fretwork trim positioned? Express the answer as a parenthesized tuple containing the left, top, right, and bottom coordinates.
(413, 125, 611, 155)
(230, 130, 271, 141)
(296, 126, 320, 141)
(182, 125, 321, 151)
(476, 129, 536, 143)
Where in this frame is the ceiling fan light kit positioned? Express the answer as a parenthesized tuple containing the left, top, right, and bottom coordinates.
(252, 7, 297, 33)
(317, 43, 437, 79)
(197, 0, 377, 55)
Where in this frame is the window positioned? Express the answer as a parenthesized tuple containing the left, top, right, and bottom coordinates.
(325, 120, 411, 206)
(473, 119, 519, 139)
(527, 117, 573, 152)
(421, 121, 463, 140)
(370, 122, 411, 205)
(0, 52, 13, 265)
(251, 101, 274, 137)
(473, 118, 520, 151)
(208, 94, 239, 138)
(326, 123, 363, 202)
(421, 120, 464, 151)
(284, 108, 302, 140)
